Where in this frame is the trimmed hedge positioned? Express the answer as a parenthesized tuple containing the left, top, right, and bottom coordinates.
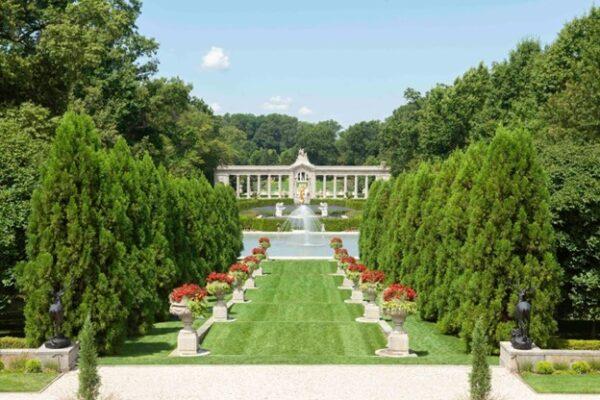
(240, 215, 361, 231)
(362, 127, 561, 348)
(311, 198, 366, 210)
(237, 198, 294, 210)
(17, 113, 242, 354)
(322, 217, 361, 231)
(551, 339, 600, 350)
(0, 336, 28, 349)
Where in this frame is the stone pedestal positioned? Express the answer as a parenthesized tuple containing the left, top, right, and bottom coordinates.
(176, 329, 200, 356)
(254, 267, 263, 277)
(338, 276, 353, 290)
(245, 276, 256, 289)
(376, 312, 416, 357)
(356, 303, 380, 323)
(213, 299, 235, 323)
(345, 287, 364, 304)
(37, 343, 80, 371)
(232, 287, 250, 303)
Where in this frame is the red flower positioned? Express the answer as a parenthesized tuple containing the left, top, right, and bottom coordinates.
(361, 270, 385, 284)
(347, 264, 367, 273)
(330, 237, 342, 243)
(252, 247, 266, 255)
(170, 284, 207, 303)
(243, 255, 260, 264)
(229, 263, 250, 274)
(340, 256, 356, 264)
(259, 237, 271, 244)
(383, 283, 417, 302)
(206, 272, 234, 285)
(334, 248, 348, 255)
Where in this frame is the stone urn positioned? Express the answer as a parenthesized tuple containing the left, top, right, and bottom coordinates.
(339, 272, 353, 290)
(356, 286, 380, 323)
(376, 309, 416, 358)
(169, 301, 199, 356)
(245, 275, 256, 289)
(212, 291, 233, 322)
(345, 280, 364, 304)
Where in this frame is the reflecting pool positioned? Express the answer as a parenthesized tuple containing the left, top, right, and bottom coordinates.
(242, 231, 359, 258)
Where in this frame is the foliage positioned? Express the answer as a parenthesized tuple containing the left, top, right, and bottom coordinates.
(23, 359, 41, 374)
(16, 113, 242, 352)
(0, 337, 28, 349)
(469, 319, 491, 400)
(571, 361, 592, 375)
(535, 361, 555, 375)
(78, 316, 100, 400)
(359, 179, 391, 268)
(551, 339, 600, 351)
(237, 198, 294, 210)
(321, 217, 361, 232)
(336, 121, 381, 165)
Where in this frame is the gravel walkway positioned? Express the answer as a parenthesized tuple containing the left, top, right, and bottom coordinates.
(2, 365, 598, 400)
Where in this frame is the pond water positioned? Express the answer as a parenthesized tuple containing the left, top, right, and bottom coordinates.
(242, 232, 359, 258)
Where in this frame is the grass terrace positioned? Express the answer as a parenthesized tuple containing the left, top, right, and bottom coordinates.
(101, 260, 497, 365)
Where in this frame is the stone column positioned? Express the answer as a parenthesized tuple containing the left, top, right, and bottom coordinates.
(246, 175, 251, 199)
(278, 175, 282, 198)
(236, 175, 241, 198)
(257, 175, 261, 198)
(354, 175, 358, 199)
(365, 176, 370, 198)
(267, 174, 272, 198)
(333, 176, 337, 199)
(344, 176, 348, 197)
(289, 173, 295, 200)
(322, 175, 327, 198)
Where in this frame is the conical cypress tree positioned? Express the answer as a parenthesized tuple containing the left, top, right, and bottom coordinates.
(78, 315, 100, 400)
(414, 156, 460, 321)
(361, 180, 392, 268)
(397, 162, 435, 286)
(18, 112, 129, 352)
(359, 180, 382, 262)
(434, 143, 486, 334)
(213, 184, 243, 269)
(469, 318, 491, 400)
(459, 127, 561, 346)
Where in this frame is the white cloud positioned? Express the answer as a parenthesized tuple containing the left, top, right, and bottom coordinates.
(262, 96, 293, 111)
(298, 106, 313, 116)
(210, 102, 222, 113)
(201, 46, 230, 70)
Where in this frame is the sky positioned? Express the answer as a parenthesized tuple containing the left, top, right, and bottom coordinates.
(137, 0, 595, 127)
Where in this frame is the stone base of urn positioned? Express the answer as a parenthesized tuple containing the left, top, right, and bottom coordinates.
(212, 300, 235, 323)
(232, 287, 251, 304)
(376, 310, 416, 358)
(244, 276, 256, 289)
(253, 267, 263, 277)
(345, 288, 364, 304)
(338, 276, 353, 290)
(356, 303, 380, 323)
(169, 301, 210, 357)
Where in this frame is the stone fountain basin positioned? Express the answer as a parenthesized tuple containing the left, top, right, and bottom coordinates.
(242, 232, 359, 258)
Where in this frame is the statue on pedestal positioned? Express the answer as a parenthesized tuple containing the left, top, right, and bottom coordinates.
(511, 289, 533, 350)
(45, 289, 71, 349)
(318, 202, 328, 217)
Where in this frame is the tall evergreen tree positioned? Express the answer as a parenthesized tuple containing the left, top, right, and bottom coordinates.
(459, 127, 561, 346)
(358, 180, 383, 263)
(213, 184, 243, 269)
(78, 315, 100, 400)
(469, 318, 491, 400)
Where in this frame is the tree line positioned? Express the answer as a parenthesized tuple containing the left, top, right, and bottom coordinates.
(360, 128, 562, 347)
(16, 112, 242, 353)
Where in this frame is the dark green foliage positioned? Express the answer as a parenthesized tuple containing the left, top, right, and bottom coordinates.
(17, 112, 242, 352)
(358, 180, 383, 263)
(369, 127, 560, 348)
(469, 319, 491, 400)
(78, 316, 100, 400)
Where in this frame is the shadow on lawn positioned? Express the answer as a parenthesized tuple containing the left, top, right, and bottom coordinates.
(118, 341, 175, 357)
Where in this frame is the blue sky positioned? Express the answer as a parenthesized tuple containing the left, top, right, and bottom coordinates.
(137, 0, 595, 127)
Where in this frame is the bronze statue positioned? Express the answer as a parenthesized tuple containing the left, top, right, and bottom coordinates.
(511, 289, 533, 350)
(45, 289, 71, 349)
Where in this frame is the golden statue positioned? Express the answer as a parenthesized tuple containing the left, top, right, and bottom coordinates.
(298, 185, 306, 204)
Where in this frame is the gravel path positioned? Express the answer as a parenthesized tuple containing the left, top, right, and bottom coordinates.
(2, 365, 598, 400)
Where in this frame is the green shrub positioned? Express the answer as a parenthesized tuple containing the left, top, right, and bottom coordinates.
(589, 360, 600, 371)
(322, 217, 361, 231)
(24, 359, 42, 373)
(240, 216, 285, 231)
(237, 198, 294, 210)
(534, 361, 554, 375)
(469, 319, 491, 400)
(0, 360, 4, 371)
(552, 339, 600, 351)
(571, 361, 591, 374)
(313, 198, 366, 210)
(78, 316, 100, 400)
(0, 337, 28, 349)
(44, 361, 60, 373)
(8, 357, 28, 372)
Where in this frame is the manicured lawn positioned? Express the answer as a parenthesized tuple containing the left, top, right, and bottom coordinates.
(101, 260, 497, 365)
(521, 373, 600, 394)
(0, 372, 58, 392)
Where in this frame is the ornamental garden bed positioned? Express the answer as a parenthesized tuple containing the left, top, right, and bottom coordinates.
(99, 260, 498, 365)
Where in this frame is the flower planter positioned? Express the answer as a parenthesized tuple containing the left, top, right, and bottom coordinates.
(376, 309, 416, 357)
(338, 275, 353, 290)
(169, 301, 203, 356)
(355, 286, 380, 323)
(244, 276, 256, 289)
(345, 281, 364, 304)
(212, 292, 234, 322)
